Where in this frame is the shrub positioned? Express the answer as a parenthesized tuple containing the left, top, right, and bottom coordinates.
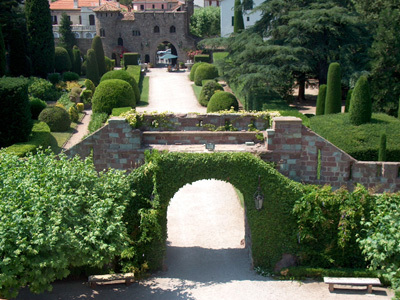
(28, 78, 60, 102)
(62, 71, 80, 81)
(123, 53, 139, 66)
(315, 84, 327, 116)
(349, 76, 372, 125)
(76, 103, 84, 112)
(0, 27, 5, 76)
(84, 79, 96, 94)
(194, 54, 210, 63)
(56, 92, 75, 111)
(126, 65, 141, 85)
(189, 62, 205, 81)
(0, 77, 33, 147)
(69, 86, 82, 103)
(101, 70, 140, 102)
(80, 89, 93, 104)
(48, 73, 61, 85)
(72, 46, 82, 75)
(54, 46, 71, 73)
(38, 106, 71, 132)
(68, 105, 79, 122)
(112, 107, 132, 116)
(199, 80, 224, 106)
(105, 56, 115, 71)
(86, 49, 100, 86)
(92, 79, 136, 114)
(89, 112, 108, 133)
(378, 133, 387, 161)
(29, 97, 47, 119)
(207, 91, 239, 112)
(325, 62, 342, 114)
(91, 36, 107, 76)
(194, 63, 218, 86)
(345, 89, 353, 113)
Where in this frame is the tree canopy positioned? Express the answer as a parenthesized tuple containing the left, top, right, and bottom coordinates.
(190, 7, 221, 38)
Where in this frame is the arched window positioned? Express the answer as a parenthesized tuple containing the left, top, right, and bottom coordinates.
(118, 37, 123, 46)
(154, 26, 160, 33)
(132, 30, 140, 36)
(161, 4, 164, 9)
(85, 32, 93, 39)
(89, 15, 95, 25)
(100, 28, 105, 37)
(53, 32, 59, 38)
(74, 32, 80, 38)
(170, 26, 176, 33)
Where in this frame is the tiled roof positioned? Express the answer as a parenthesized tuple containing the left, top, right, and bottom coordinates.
(92, 2, 122, 11)
(122, 11, 135, 20)
(50, 0, 127, 10)
(132, 0, 180, 3)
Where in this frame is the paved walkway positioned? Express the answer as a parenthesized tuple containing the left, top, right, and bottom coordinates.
(62, 109, 92, 150)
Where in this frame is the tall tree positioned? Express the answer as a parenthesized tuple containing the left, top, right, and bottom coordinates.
(59, 13, 76, 56)
(233, 0, 244, 33)
(72, 46, 82, 75)
(86, 49, 99, 86)
(25, 0, 55, 77)
(91, 36, 106, 77)
(325, 62, 342, 114)
(190, 7, 221, 37)
(0, 27, 6, 76)
(9, 28, 31, 77)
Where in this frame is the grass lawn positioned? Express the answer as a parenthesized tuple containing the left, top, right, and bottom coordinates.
(192, 84, 202, 100)
(137, 76, 149, 106)
(49, 114, 83, 154)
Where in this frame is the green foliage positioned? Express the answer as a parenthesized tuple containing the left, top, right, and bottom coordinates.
(38, 106, 71, 132)
(112, 107, 132, 116)
(3, 121, 51, 157)
(378, 133, 387, 161)
(349, 76, 371, 125)
(80, 89, 93, 105)
(190, 6, 220, 37)
(105, 56, 115, 71)
(0, 77, 33, 147)
(88, 112, 108, 133)
(315, 85, 327, 116)
(62, 71, 79, 82)
(9, 28, 31, 77)
(0, 27, 5, 76)
(0, 150, 130, 298)
(194, 63, 218, 86)
(233, 0, 244, 33)
(72, 47, 81, 75)
(68, 105, 79, 123)
(48, 73, 61, 85)
(59, 13, 76, 54)
(101, 69, 140, 102)
(310, 113, 400, 161)
(189, 62, 205, 81)
(91, 36, 106, 77)
(194, 55, 211, 63)
(207, 91, 239, 112)
(126, 65, 141, 85)
(25, 0, 55, 77)
(345, 89, 353, 113)
(275, 266, 379, 280)
(92, 79, 136, 114)
(123, 53, 139, 66)
(325, 62, 342, 114)
(56, 92, 75, 111)
(86, 49, 100, 86)
(29, 97, 47, 119)
(199, 80, 224, 106)
(28, 77, 60, 102)
(358, 193, 400, 295)
(84, 78, 95, 94)
(261, 99, 310, 127)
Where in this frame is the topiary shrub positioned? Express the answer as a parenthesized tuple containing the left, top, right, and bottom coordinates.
(86, 49, 99, 86)
(105, 56, 115, 71)
(194, 55, 210, 63)
(62, 71, 79, 82)
(80, 89, 93, 104)
(29, 97, 47, 119)
(123, 53, 139, 66)
(349, 76, 371, 125)
(69, 86, 81, 103)
(38, 106, 71, 132)
(28, 78, 60, 102)
(68, 105, 79, 123)
(194, 63, 219, 86)
(91, 36, 107, 76)
(316, 84, 327, 116)
(325, 62, 342, 114)
(76, 103, 84, 112)
(189, 62, 205, 81)
(345, 89, 353, 113)
(0, 77, 33, 147)
(72, 46, 81, 75)
(100, 70, 140, 102)
(48, 73, 61, 85)
(199, 80, 224, 106)
(84, 79, 95, 94)
(92, 79, 136, 114)
(54, 47, 71, 73)
(378, 133, 387, 161)
(207, 91, 239, 112)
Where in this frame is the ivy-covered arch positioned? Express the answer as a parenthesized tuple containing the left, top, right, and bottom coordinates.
(124, 151, 304, 272)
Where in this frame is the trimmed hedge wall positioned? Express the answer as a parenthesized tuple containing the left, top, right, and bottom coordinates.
(194, 54, 210, 63)
(124, 53, 140, 66)
(189, 62, 205, 81)
(194, 63, 219, 86)
(199, 80, 224, 106)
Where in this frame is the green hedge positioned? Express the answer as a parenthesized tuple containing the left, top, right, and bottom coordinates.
(88, 112, 108, 133)
(101, 69, 140, 102)
(207, 91, 238, 112)
(112, 107, 132, 116)
(124, 53, 140, 66)
(189, 62, 205, 81)
(310, 113, 400, 161)
(199, 80, 224, 106)
(194, 63, 218, 86)
(38, 106, 71, 132)
(194, 54, 210, 63)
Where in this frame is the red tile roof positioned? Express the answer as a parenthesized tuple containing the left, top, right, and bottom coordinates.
(50, 0, 127, 10)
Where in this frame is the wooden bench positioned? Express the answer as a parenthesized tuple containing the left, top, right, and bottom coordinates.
(323, 277, 381, 293)
(88, 273, 135, 288)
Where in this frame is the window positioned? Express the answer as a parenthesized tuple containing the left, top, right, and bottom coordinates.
(247, 16, 250, 21)
(79, 16, 82, 24)
(154, 26, 160, 33)
(231, 16, 234, 26)
(67, 15, 71, 22)
(89, 15, 95, 25)
(170, 26, 176, 33)
(140, 4, 144, 10)
(53, 32, 59, 38)
(118, 37, 123, 46)
(161, 4, 164, 9)
(85, 32, 93, 38)
(152, 4, 155, 8)
(100, 28, 105, 37)
(132, 30, 141, 36)
(74, 32, 80, 38)
(52, 15, 58, 25)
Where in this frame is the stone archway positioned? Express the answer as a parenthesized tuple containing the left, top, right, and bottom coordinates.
(151, 38, 183, 65)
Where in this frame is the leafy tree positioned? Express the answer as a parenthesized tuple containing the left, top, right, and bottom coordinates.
(378, 133, 387, 161)
(91, 36, 106, 77)
(0, 27, 6, 76)
(233, 0, 244, 33)
(59, 13, 76, 56)
(25, 0, 55, 77)
(190, 7, 220, 37)
(72, 46, 81, 75)
(9, 28, 31, 77)
(325, 62, 342, 114)
(86, 49, 100, 85)
(316, 84, 327, 116)
(349, 75, 371, 125)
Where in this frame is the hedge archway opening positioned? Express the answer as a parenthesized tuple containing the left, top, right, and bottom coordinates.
(127, 151, 304, 272)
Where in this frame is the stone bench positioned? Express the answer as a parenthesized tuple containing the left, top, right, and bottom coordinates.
(88, 273, 135, 288)
(323, 277, 381, 293)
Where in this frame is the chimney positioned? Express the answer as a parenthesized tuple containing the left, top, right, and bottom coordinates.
(73, 0, 78, 8)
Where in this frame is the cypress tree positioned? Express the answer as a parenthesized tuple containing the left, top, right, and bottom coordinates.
(349, 76, 372, 125)
(325, 62, 342, 114)
(59, 13, 76, 52)
(345, 89, 353, 113)
(233, 0, 244, 33)
(316, 84, 327, 115)
(25, 0, 55, 77)
(72, 46, 81, 75)
(86, 49, 99, 86)
(398, 96, 400, 119)
(9, 28, 30, 77)
(378, 133, 387, 161)
(91, 36, 106, 77)
(0, 27, 5, 76)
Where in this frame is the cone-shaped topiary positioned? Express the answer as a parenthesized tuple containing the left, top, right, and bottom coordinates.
(91, 36, 107, 76)
(378, 133, 387, 161)
(325, 62, 342, 114)
(100, 70, 139, 102)
(189, 62, 205, 81)
(316, 84, 327, 116)
(0, 27, 5, 77)
(38, 106, 71, 132)
(194, 63, 218, 86)
(345, 89, 353, 113)
(349, 76, 371, 125)
(84, 78, 95, 94)
(199, 81, 224, 107)
(68, 105, 79, 122)
(233, 0, 244, 33)
(86, 49, 100, 86)
(92, 79, 135, 114)
(207, 91, 239, 112)
(398, 97, 400, 119)
(72, 46, 81, 75)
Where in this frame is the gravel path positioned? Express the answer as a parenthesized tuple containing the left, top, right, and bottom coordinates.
(62, 109, 92, 150)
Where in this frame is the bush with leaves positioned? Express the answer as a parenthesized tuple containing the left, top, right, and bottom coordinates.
(199, 80, 224, 106)
(72, 46, 82, 75)
(194, 63, 218, 86)
(100, 70, 140, 102)
(105, 56, 115, 71)
(68, 105, 79, 122)
(86, 49, 100, 86)
(38, 106, 71, 132)
(63, 71, 80, 82)
(80, 89, 93, 105)
(48, 73, 61, 85)
(325, 62, 342, 114)
(29, 97, 47, 119)
(189, 62, 205, 81)
(316, 85, 327, 116)
(28, 78, 60, 102)
(0, 150, 130, 298)
(91, 36, 107, 76)
(345, 89, 353, 113)
(54, 46, 72, 73)
(84, 79, 96, 94)
(349, 76, 372, 125)
(207, 91, 239, 112)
